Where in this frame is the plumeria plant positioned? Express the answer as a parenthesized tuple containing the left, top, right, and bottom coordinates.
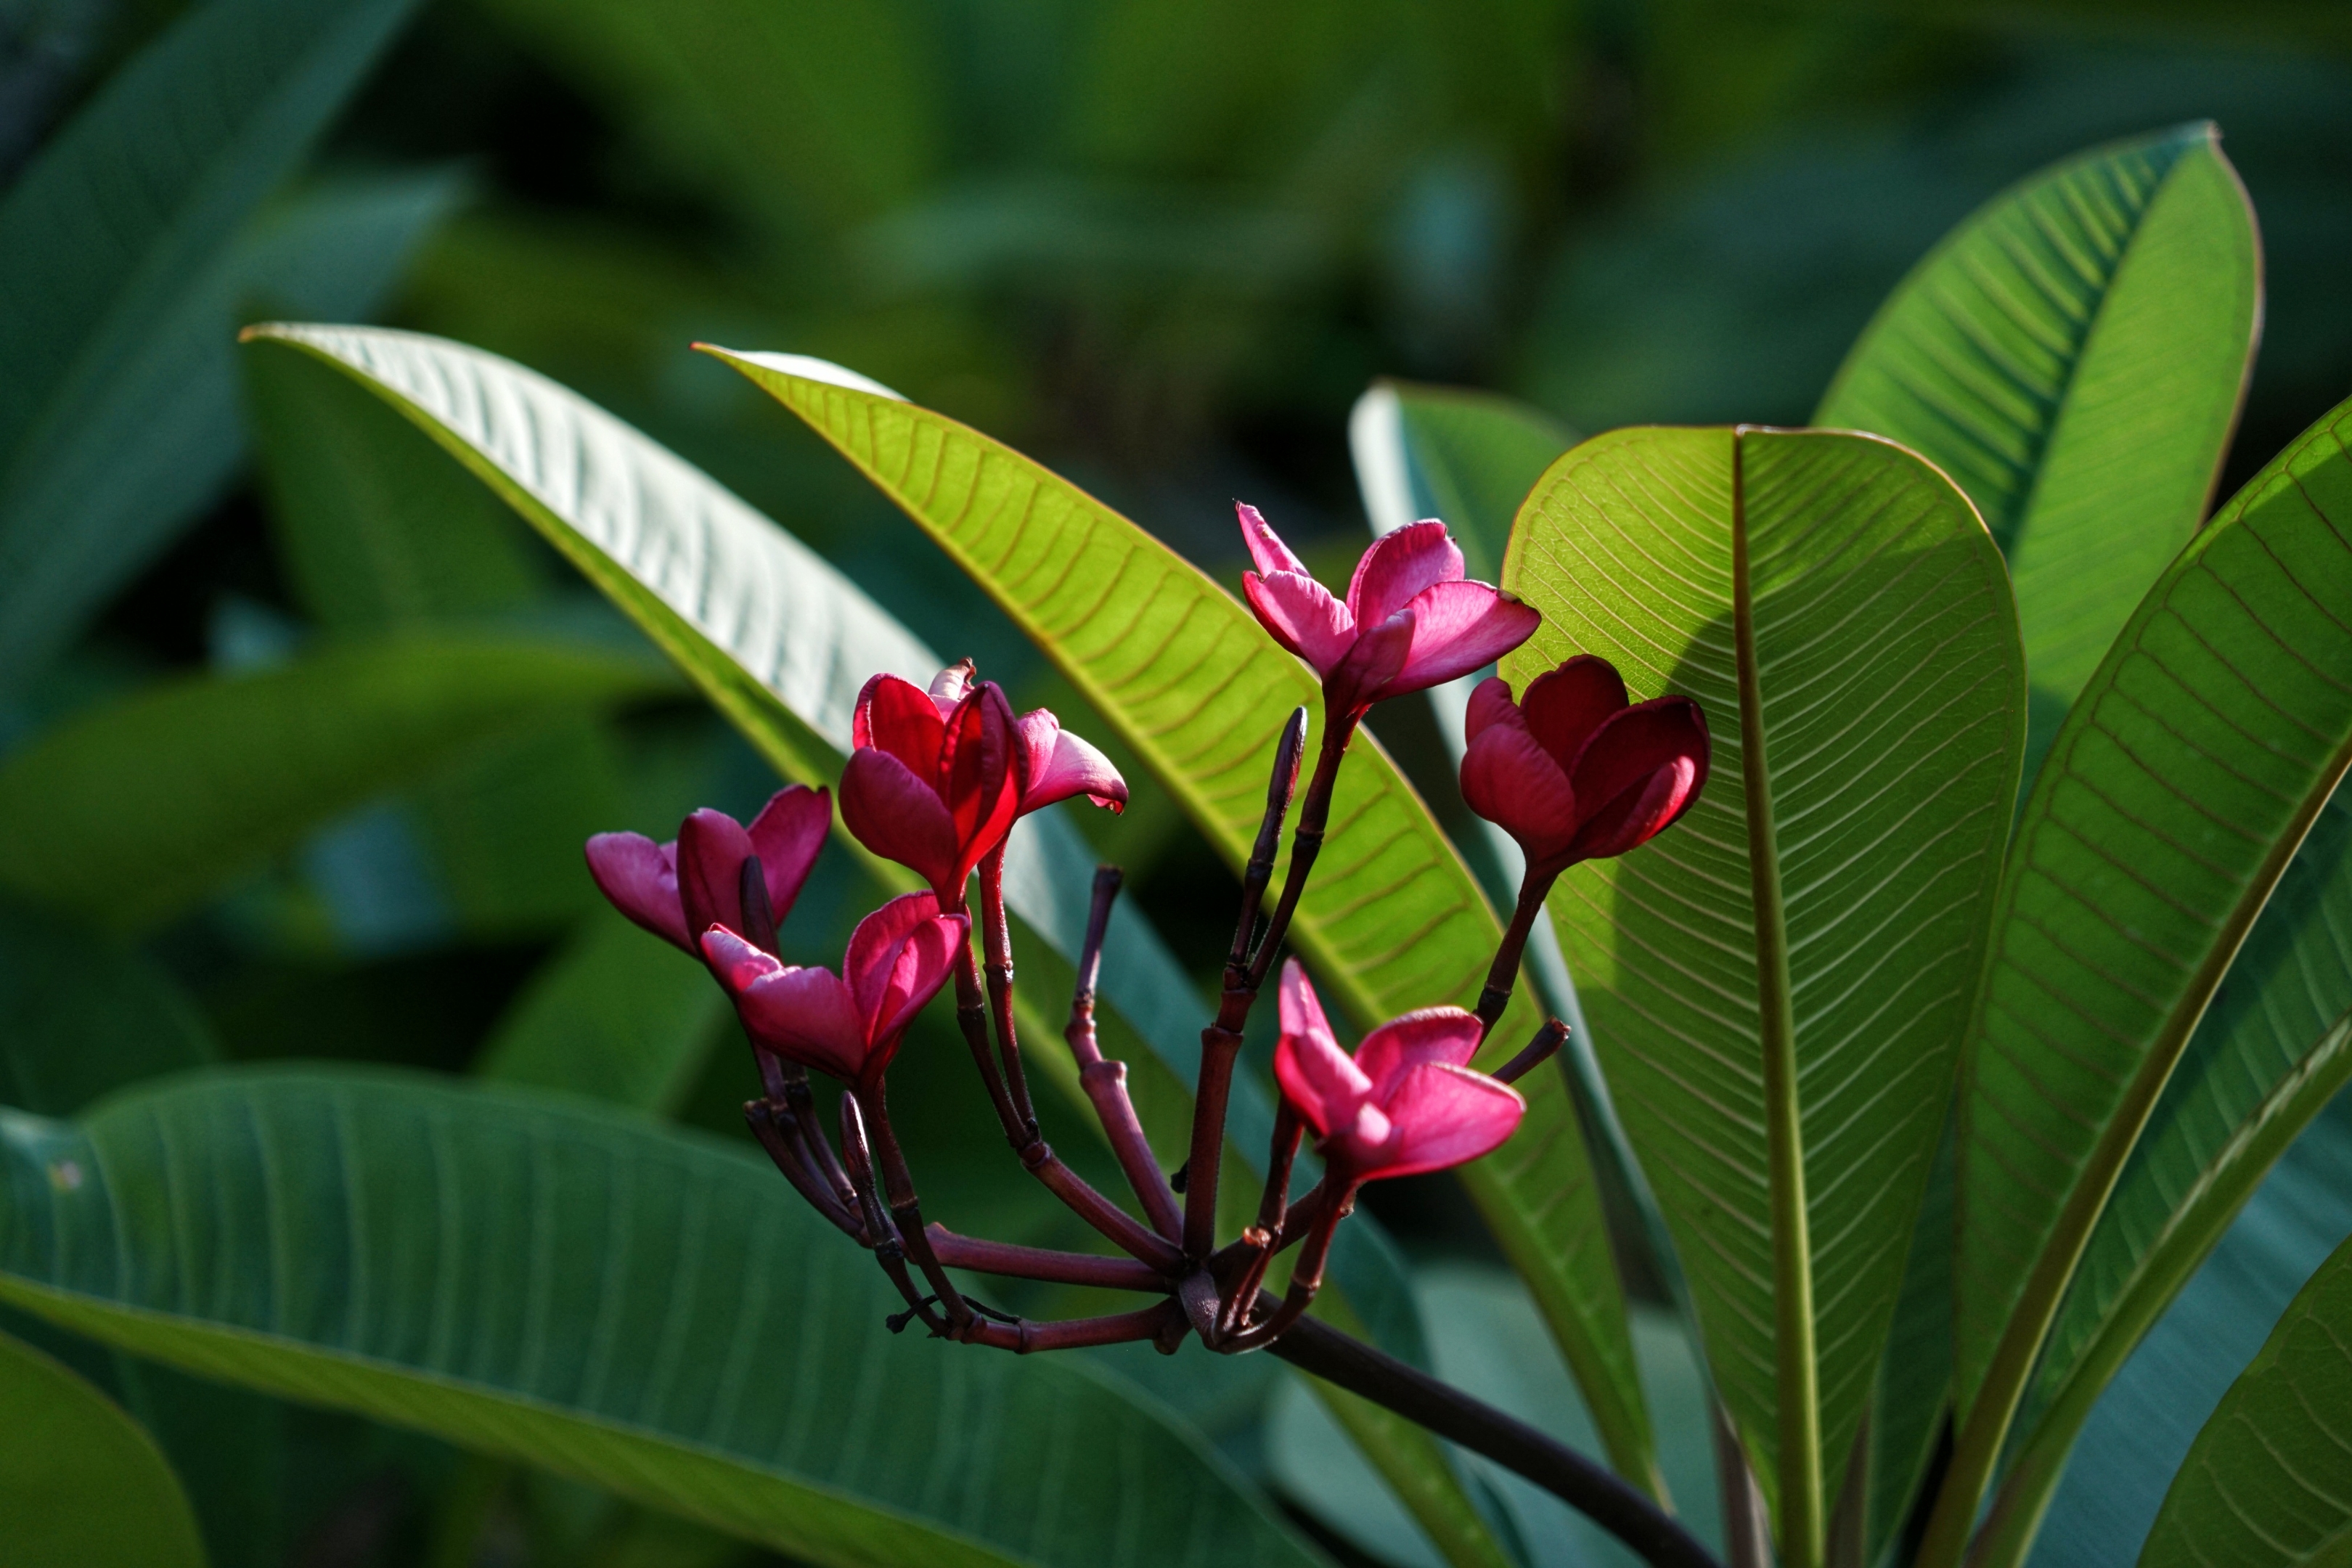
(579, 512, 1720, 1563)
(9, 116, 2352, 1568)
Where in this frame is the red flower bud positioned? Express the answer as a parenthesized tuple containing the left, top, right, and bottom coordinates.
(701, 893, 967, 1089)
(1236, 503, 1541, 719)
(1270, 960, 1525, 1184)
(584, 785, 830, 953)
(1458, 656, 1710, 878)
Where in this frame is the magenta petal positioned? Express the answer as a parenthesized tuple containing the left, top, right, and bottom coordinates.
(1018, 711, 1128, 814)
(1236, 502, 1311, 578)
(1273, 960, 1369, 1138)
(700, 924, 783, 992)
(1346, 520, 1463, 629)
(1242, 571, 1356, 676)
(726, 963, 867, 1081)
(1389, 581, 1543, 695)
(853, 673, 948, 780)
(1463, 676, 1524, 745)
(1564, 696, 1712, 859)
(1353, 1008, 1485, 1093)
(839, 750, 962, 892)
(1521, 656, 1629, 769)
(869, 912, 968, 1054)
(1360, 1063, 1525, 1180)
(584, 831, 690, 950)
(747, 785, 831, 921)
(1323, 611, 1413, 714)
(675, 809, 756, 942)
(844, 891, 948, 1022)
(1460, 721, 1579, 864)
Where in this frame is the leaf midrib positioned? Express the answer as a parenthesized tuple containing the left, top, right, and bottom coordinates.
(1734, 427, 1824, 1564)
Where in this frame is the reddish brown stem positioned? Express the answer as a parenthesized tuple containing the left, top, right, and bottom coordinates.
(1066, 867, 1185, 1240)
(1495, 1018, 1569, 1085)
(852, 1082, 975, 1332)
(1228, 707, 1308, 969)
(1217, 1106, 1304, 1337)
(925, 1225, 1169, 1291)
(962, 1299, 1185, 1355)
(1022, 1139, 1187, 1272)
(1227, 1179, 1355, 1349)
(743, 1099, 861, 1238)
(951, 936, 1026, 1145)
(754, 1049, 859, 1212)
(1476, 869, 1560, 1037)
(836, 1093, 950, 1336)
(977, 846, 1039, 1133)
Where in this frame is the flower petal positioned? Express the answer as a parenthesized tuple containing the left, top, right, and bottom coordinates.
(1346, 520, 1463, 629)
(868, 912, 968, 1063)
(675, 808, 756, 942)
(928, 659, 976, 716)
(583, 831, 689, 950)
(1463, 675, 1525, 745)
(1323, 608, 1413, 715)
(844, 890, 948, 1022)
(1242, 570, 1356, 675)
(1354, 1007, 1485, 1093)
(1236, 501, 1311, 578)
(853, 673, 948, 780)
(839, 748, 962, 892)
(1018, 709, 1129, 813)
(939, 682, 1022, 883)
(1521, 655, 1629, 769)
(746, 784, 831, 922)
(1564, 696, 1712, 861)
(704, 927, 867, 1082)
(1389, 581, 1543, 694)
(1272, 960, 1368, 1138)
(1461, 717, 1580, 863)
(1358, 1063, 1525, 1180)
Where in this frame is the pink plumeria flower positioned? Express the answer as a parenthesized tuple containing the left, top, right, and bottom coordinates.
(842, 664, 1128, 901)
(1236, 504, 1542, 719)
(701, 892, 968, 1089)
(584, 785, 830, 953)
(1270, 960, 1525, 1184)
(1461, 655, 1710, 878)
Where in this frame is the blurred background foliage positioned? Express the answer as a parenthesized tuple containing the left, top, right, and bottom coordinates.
(4, 0, 2351, 1564)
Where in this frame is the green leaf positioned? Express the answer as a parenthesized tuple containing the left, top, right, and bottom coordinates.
(0, 902, 219, 1114)
(1864, 1116, 1955, 1567)
(704, 345, 1654, 1508)
(2138, 1223, 2352, 1568)
(0, 634, 677, 933)
(1970, 783, 2352, 1568)
(475, 909, 728, 1115)
(1503, 425, 2025, 1565)
(1816, 123, 2261, 780)
(0, 0, 437, 677)
(0, 1067, 1318, 1568)
(1948, 393, 2352, 1510)
(235, 323, 1483, 1561)
(0, 1328, 208, 1568)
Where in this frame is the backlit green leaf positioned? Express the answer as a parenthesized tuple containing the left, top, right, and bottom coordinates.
(1817, 123, 2260, 783)
(1952, 393, 2352, 1437)
(707, 346, 1654, 1508)
(0, 1069, 1318, 1568)
(1503, 426, 2024, 1564)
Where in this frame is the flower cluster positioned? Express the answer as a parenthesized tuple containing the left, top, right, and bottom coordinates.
(580, 501, 1706, 1358)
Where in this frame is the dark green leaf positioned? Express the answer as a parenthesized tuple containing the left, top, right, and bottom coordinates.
(0, 634, 677, 932)
(2139, 1214, 2352, 1568)
(0, 0, 437, 674)
(0, 902, 218, 1114)
(1503, 426, 2024, 1559)
(0, 1067, 1318, 1568)
(0, 1328, 208, 1568)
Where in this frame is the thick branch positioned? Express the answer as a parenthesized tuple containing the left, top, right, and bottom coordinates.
(925, 1225, 1169, 1291)
(1270, 1317, 1724, 1568)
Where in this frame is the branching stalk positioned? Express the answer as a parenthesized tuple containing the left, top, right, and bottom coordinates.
(1066, 866, 1185, 1239)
